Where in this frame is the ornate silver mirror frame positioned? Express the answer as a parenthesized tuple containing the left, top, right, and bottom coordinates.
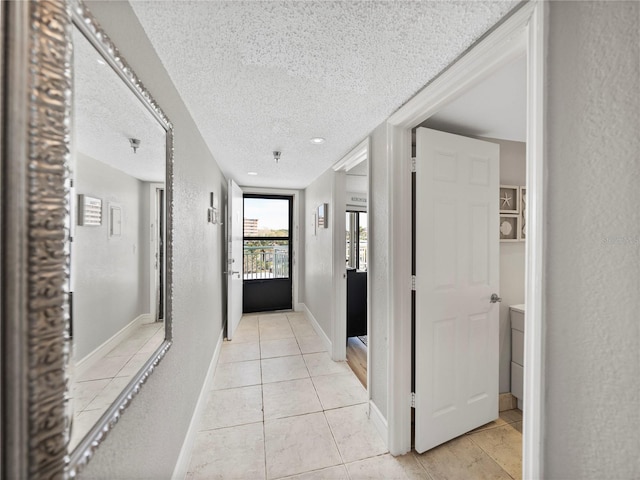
(1, 1, 174, 477)
(3, 1, 73, 478)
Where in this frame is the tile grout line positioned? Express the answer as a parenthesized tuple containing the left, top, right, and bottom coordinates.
(292, 313, 348, 478)
(466, 432, 518, 480)
(257, 315, 269, 480)
(289, 312, 355, 479)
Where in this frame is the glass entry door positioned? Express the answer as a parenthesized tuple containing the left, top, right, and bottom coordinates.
(243, 195, 293, 313)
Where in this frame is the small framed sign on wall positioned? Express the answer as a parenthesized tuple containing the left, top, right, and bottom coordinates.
(77, 194, 102, 226)
(109, 204, 122, 237)
(317, 203, 328, 229)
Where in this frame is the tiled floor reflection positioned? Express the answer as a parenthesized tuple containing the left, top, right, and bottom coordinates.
(186, 312, 523, 479)
(70, 320, 164, 449)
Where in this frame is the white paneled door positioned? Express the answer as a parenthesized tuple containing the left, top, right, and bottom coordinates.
(226, 179, 243, 340)
(414, 128, 500, 453)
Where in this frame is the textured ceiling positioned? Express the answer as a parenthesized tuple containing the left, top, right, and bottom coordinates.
(129, 0, 519, 189)
(74, 27, 166, 183)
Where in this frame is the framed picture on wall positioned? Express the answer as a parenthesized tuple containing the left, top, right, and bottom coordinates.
(317, 203, 328, 229)
(109, 204, 122, 237)
(520, 187, 526, 241)
(500, 214, 519, 242)
(500, 185, 520, 214)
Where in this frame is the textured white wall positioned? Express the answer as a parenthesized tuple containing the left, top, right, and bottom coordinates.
(369, 122, 390, 418)
(80, 1, 227, 478)
(74, 152, 146, 360)
(544, 2, 640, 478)
(346, 173, 367, 194)
(303, 169, 336, 339)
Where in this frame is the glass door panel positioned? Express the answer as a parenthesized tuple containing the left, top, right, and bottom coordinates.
(243, 195, 293, 312)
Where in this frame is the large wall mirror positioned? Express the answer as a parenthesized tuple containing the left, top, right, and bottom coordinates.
(68, 0, 173, 474)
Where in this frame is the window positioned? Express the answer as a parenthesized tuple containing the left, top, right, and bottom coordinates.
(243, 196, 291, 280)
(346, 211, 367, 271)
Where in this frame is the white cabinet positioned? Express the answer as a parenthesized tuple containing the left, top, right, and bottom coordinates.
(510, 304, 525, 410)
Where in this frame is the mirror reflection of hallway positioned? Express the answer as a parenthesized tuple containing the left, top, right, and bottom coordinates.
(68, 17, 170, 454)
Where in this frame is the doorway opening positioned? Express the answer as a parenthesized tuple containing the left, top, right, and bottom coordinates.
(386, 4, 545, 478)
(409, 52, 527, 466)
(331, 138, 370, 392)
(345, 209, 368, 388)
(242, 194, 293, 313)
(150, 183, 165, 322)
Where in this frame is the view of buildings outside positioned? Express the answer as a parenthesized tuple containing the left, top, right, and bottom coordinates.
(243, 198, 290, 279)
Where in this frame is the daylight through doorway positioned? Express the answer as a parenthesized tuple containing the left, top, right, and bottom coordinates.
(242, 195, 293, 313)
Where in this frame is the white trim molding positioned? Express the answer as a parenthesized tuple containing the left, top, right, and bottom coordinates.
(369, 400, 389, 450)
(523, 3, 547, 479)
(385, 4, 545, 479)
(301, 303, 332, 354)
(74, 314, 151, 380)
(332, 137, 369, 172)
(172, 329, 224, 480)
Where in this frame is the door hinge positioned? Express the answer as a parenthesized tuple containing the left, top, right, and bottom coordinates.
(411, 157, 416, 173)
(411, 275, 416, 291)
(411, 392, 416, 408)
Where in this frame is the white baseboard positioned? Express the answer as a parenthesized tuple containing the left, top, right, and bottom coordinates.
(300, 303, 332, 353)
(75, 313, 151, 380)
(369, 400, 389, 450)
(172, 328, 224, 480)
(294, 302, 305, 312)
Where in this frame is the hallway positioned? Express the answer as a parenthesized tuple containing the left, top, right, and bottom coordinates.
(186, 312, 522, 479)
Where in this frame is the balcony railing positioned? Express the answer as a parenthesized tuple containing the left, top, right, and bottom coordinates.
(346, 240, 368, 271)
(243, 244, 289, 280)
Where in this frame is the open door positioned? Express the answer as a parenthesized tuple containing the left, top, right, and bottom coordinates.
(226, 179, 243, 340)
(414, 128, 500, 453)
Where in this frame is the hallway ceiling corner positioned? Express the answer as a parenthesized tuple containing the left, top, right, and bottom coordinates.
(129, 0, 520, 189)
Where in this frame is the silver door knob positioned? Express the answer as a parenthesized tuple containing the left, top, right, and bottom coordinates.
(490, 293, 502, 303)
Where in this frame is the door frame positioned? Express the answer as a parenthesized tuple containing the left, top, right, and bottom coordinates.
(386, 2, 546, 478)
(241, 187, 302, 311)
(149, 182, 164, 322)
(331, 138, 370, 388)
(242, 193, 294, 313)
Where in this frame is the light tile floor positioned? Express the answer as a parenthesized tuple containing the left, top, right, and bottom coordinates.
(70, 320, 164, 449)
(187, 312, 522, 479)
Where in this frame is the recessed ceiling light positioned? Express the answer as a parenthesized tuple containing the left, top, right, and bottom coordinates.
(97, 58, 106, 66)
(310, 137, 325, 144)
(247, 172, 258, 176)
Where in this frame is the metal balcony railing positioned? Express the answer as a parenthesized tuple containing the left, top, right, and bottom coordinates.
(243, 244, 289, 280)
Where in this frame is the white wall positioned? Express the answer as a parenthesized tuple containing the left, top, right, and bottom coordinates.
(544, 2, 640, 478)
(74, 152, 147, 360)
(303, 169, 335, 339)
(346, 173, 367, 194)
(80, 1, 227, 478)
